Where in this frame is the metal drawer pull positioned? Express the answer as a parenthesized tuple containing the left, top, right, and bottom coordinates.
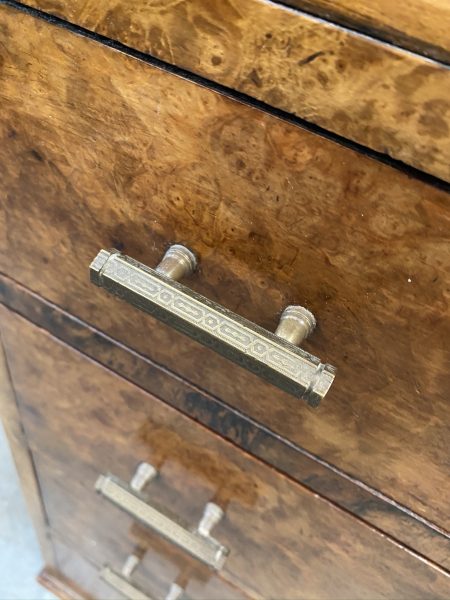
(122, 553, 141, 579)
(101, 566, 152, 600)
(95, 465, 228, 570)
(130, 462, 158, 492)
(90, 245, 336, 406)
(101, 561, 187, 600)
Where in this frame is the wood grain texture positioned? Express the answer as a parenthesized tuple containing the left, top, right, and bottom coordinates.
(14, 0, 450, 180)
(49, 496, 251, 600)
(48, 535, 247, 600)
(285, 0, 450, 62)
(0, 6, 449, 536)
(2, 308, 449, 599)
(0, 331, 55, 567)
(48, 536, 225, 600)
(2, 275, 450, 569)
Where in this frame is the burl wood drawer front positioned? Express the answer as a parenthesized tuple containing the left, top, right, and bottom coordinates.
(2, 306, 450, 599)
(46, 536, 245, 600)
(1, 6, 449, 535)
(19, 0, 450, 180)
(278, 0, 450, 62)
(39, 466, 249, 600)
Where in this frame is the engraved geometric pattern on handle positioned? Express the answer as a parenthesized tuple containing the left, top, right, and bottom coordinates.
(107, 255, 305, 375)
(90, 249, 336, 406)
(96, 474, 229, 570)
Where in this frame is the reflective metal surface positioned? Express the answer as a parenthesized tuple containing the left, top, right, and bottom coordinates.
(130, 462, 158, 493)
(101, 553, 188, 600)
(122, 553, 141, 579)
(275, 305, 316, 346)
(95, 474, 229, 570)
(197, 502, 224, 538)
(155, 245, 197, 281)
(90, 247, 336, 406)
(101, 566, 153, 600)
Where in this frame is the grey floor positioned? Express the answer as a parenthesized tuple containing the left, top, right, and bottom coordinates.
(0, 424, 54, 600)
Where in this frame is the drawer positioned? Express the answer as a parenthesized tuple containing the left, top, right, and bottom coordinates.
(35, 453, 251, 600)
(40, 539, 118, 600)
(2, 306, 449, 599)
(1, 5, 449, 537)
(46, 536, 246, 600)
(278, 1, 450, 61)
(19, 0, 450, 179)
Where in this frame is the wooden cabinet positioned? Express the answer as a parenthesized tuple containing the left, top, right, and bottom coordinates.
(2, 306, 450, 599)
(17, 0, 450, 179)
(0, 0, 449, 598)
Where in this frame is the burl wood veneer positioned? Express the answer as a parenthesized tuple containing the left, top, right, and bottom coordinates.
(0, 5, 449, 538)
(12, 0, 450, 180)
(37, 457, 253, 600)
(2, 306, 449, 599)
(2, 274, 449, 568)
(42, 537, 246, 600)
(286, 0, 450, 62)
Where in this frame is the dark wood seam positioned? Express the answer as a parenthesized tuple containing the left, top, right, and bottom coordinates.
(1, 272, 449, 572)
(272, 0, 450, 64)
(0, 0, 449, 193)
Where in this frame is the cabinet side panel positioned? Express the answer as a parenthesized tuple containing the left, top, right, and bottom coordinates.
(0, 325, 55, 566)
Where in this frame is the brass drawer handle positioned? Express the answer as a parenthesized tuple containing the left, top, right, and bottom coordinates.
(101, 553, 187, 600)
(101, 566, 152, 600)
(95, 464, 228, 570)
(90, 245, 336, 406)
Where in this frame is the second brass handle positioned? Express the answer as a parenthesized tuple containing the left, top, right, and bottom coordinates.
(101, 550, 188, 600)
(95, 466, 228, 570)
(90, 245, 336, 406)
(101, 565, 187, 600)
